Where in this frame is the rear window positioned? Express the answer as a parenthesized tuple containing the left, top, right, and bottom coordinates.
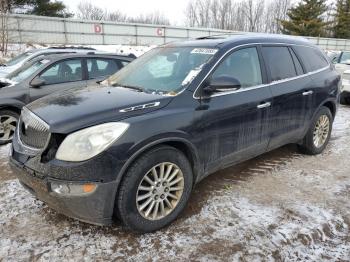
(262, 46, 297, 82)
(293, 46, 329, 72)
(87, 58, 120, 79)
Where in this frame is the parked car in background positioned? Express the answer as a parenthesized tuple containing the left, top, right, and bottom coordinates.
(0, 47, 98, 78)
(0, 53, 134, 144)
(10, 34, 340, 232)
(326, 50, 340, 64)
(334, 51, 350, 104)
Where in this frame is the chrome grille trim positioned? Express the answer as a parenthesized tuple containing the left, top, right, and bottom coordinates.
(18, 107, 51, 152)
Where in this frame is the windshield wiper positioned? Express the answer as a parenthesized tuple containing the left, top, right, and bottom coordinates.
(114, 83, 144, 92)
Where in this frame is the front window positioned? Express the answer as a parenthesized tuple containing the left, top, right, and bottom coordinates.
(340, 52, 350, 64)
(7, 59, 50, 82)
(212, 47, 262, 88)
(40, 59, 83, 85)
(104, 47, 217, 95)
(6, 51, 33, 66)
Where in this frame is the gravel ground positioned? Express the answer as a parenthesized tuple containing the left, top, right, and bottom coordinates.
(1, 107, 350, 261)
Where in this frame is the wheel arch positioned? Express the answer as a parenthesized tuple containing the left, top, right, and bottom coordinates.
(0, 99, 25, 115)
(322, 100, 336, 120)
(0, 104, 22, 114)
(115, 137, 202, 191)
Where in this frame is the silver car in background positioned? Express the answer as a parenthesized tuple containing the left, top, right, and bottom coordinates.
(0, 47, 97, 78)
(334, 51, 350, 104)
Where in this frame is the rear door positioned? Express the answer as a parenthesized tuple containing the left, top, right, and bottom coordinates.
(293, 46, 336, 116)
(86, 58, 123, 85)
(195, 46, 273, 174)
(29, 58, 86, 102)
(262, 45, 314, 150)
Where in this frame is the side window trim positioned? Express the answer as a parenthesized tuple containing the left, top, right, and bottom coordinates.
(256, 45, 269, 85)
(288, 47, 305, 75)
(36, 58, 84, 86)
(193, 43, 330, 99)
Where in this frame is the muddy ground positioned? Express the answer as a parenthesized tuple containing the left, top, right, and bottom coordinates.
(1, 107, 350, 261)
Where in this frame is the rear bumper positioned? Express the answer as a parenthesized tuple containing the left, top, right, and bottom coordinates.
(9, 157, 117, 226)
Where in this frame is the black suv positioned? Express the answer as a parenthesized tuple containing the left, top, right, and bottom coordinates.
(10, 34, 340, 232)
(0, 53, 133, 144)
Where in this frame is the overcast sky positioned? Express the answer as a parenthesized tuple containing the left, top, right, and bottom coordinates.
(62, 0, 190, 25)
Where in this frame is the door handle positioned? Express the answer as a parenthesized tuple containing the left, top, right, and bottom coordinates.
(302, 90, 314, 96)
(257, 102, 271, 109)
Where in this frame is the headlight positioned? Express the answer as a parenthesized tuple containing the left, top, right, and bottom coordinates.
(56, 122, 129, 162)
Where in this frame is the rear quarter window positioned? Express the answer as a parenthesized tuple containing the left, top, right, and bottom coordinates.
(293, 46, 329, 72)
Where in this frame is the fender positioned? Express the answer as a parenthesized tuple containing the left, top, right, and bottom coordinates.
(115, 136, 202, 190)
(0, 99, 25, 111)
(300, 98, 337, 140)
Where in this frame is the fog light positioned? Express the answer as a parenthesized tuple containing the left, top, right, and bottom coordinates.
(51, 182, 97, 196)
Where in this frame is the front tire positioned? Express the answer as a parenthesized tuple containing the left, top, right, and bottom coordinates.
(0, 110, 19, 145)
(116, 146, 193, 233)
(298, 106, 333, 155)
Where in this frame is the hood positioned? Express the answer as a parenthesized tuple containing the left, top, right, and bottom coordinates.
(0, 65, 17, 78)
(0, 78, 17, 88)
(27, 84, 174, 133)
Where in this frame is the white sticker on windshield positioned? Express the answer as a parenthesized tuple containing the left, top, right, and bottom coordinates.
(182, 68, 201, 86)
(191, 48, 218, 55)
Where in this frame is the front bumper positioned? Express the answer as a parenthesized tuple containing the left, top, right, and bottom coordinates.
(9, 156, 117, 226)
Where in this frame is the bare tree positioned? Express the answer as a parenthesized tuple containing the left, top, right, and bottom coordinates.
(76, 1, 169, 25)
(76, 1, 104, 20)
(241, 0, 265, 32)
(128, 11, 170, 25)
(105, 10, 127, 22)
(0, 0, 10, 55)
(184, 0, 293, 33)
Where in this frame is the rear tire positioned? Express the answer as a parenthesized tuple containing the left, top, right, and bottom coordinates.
(298, 106, 333, 155)
(116, 145, 193, 233)
(0, 110, 19, 145)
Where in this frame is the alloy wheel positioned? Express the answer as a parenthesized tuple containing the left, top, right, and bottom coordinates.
(313, 115, 330, 148)
(136, 162, 184, 221)
(0, 115, 17, 143)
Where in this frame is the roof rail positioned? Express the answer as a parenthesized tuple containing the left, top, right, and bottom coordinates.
(48, 46, 96, 50)
(196, 34, 229, 40)
(196, 32, 245, 40)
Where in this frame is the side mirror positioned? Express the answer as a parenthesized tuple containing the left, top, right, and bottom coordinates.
(203, 76, 241, 94)
(331, 57, 338, 64)
(30, 77, 46, 88)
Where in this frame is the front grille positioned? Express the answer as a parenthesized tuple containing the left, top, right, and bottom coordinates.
(19, 107, 50, 150)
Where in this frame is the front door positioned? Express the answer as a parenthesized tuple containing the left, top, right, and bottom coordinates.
(194, 46, 272, 174)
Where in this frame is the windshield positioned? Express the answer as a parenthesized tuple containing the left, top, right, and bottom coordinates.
(104, 47, 218, 95)
(340, 52, 350, 64)
(5, 51, 34, 66)
(8, 59, 50, 82)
